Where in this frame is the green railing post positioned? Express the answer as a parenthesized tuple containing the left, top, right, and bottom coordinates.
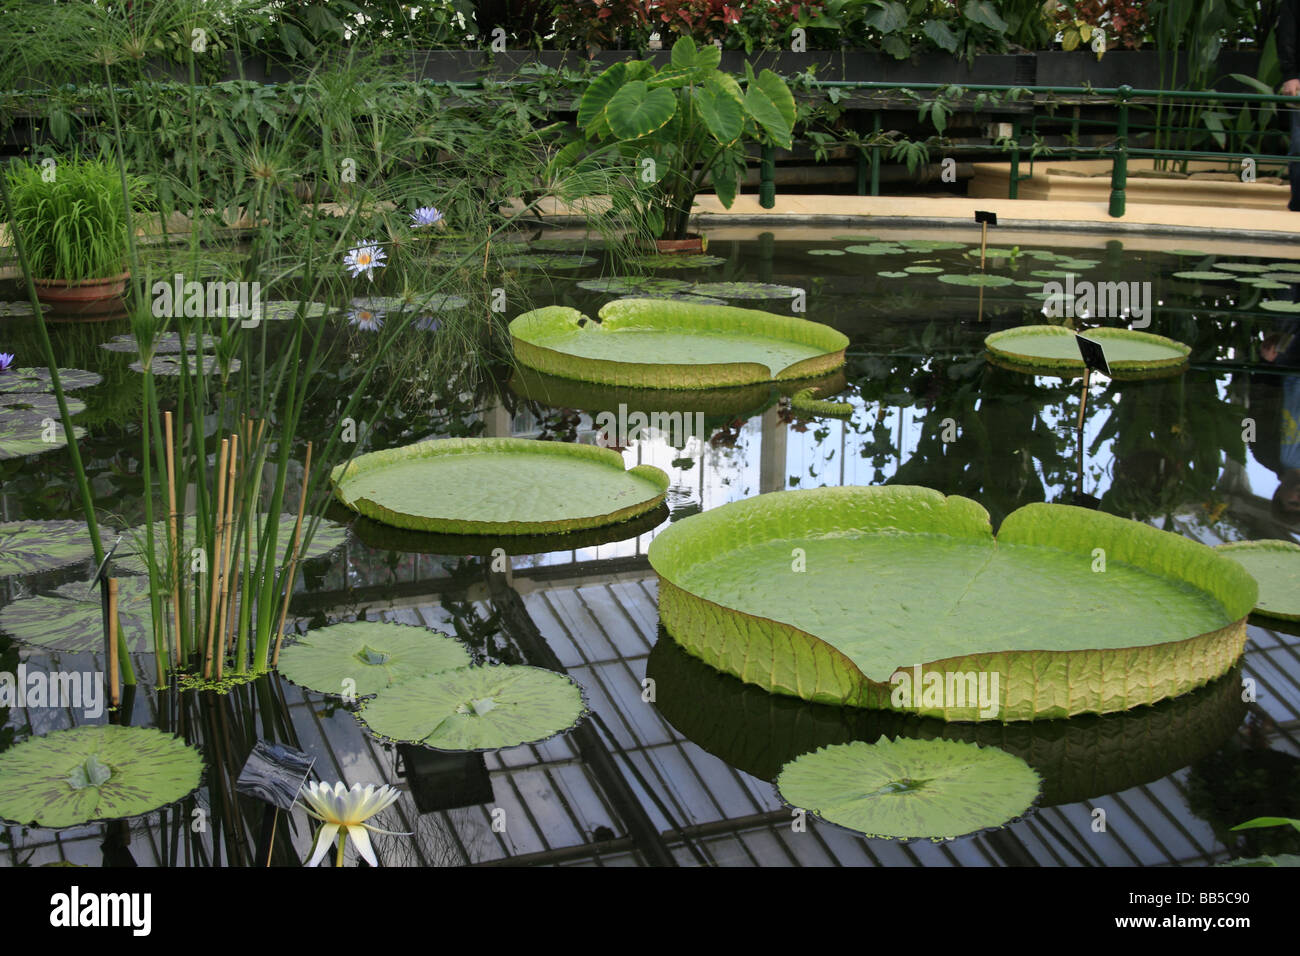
(870, 112, 881, 196)
(759, 144, 776, 208)
(1009, 116, 1021, 200)
(856, 149, 868, 195)
(1109, 85, 1131, 218)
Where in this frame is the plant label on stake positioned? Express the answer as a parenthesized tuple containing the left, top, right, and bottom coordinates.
(1071, 334, 1109, 509)
(1075, 333, 1111, 378)
(237, 740, 315, 866)
(974, 210, 997, 271)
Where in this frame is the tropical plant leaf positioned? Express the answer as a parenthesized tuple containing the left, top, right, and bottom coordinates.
(0, 725, 203, 828)
(648, 486, 1257, 720)
(963, 0, 1008, 32)
(605, 82, 677, 140)
(670, 35, 721, 78)
(357, 664, 588, 751)
(1215, 541, 1300, 621)
(0, 368, 101, 394)
(278, 621, 472, 698)
(694, 83, 744, 145)
(510, 299, 845, 388)
(0, 520, 97, 577)
(922, 19, 959, 52)
(330, 437, 669, 534)
(743, 66, 796, 150)
(776, 737, 1039, 840)
(0, 575, 158, 653)
(577, 61, 629, 132)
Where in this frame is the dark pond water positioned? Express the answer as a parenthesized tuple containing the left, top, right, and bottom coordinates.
(1, 225, 1298, 866)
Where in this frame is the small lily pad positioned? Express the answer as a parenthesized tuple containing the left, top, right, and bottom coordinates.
(0, 368, 101, 394)
(129, 354, 241, 376)
(0, 520, 97, 577)
(530, 237, 608, 252)
(278, 620, 472, 698)
(903, 266, 943, 274)
(0, 417, 85, 461)
(845, 244, 905, 256)
(1215, 541, 1300, 621)
(1173, 271, 1236, 281)
(808, 249, 846, 256)
(775, 737, 1040, 841)
(357, 664, 588, 751)
(0, 725, 204, 828)
(0, 300, 50, 317)
(577, 276, 691, 295)
(258, 300, 334, 322)
(687, 282, 804, 299)
(1213, 262, 1271, 273)
(500, 254, 597, 270)
(832, 234, 881, 241)
(938, 274, 1015, 288)
(1170, 249, 1211, 257)
(0, 575, 158, 653)
(1260, 300, 1300, 313)
(101, 332, 220, 354)
(898, 240, 968, 251)
(0, 392, 85, 417)
(878, 271, 909, 279)
(626, 253, 726, 269)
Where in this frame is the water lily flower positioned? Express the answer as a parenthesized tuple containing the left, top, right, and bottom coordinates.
(0, 353, 14, 373)
(409, 206, 444, 229)
(347, 302, 386, 331)
(344, 243, 387, 281)
(297, 781, 410, 867)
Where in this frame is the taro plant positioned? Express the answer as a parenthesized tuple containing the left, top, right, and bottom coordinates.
(554, 36, 795, 241)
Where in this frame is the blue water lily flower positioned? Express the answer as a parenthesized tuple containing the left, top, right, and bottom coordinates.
(343, 243, 387, 281)
(410, 206, 444, 229)
(347, 302, 386, 331)
(0, 353, 14, 373)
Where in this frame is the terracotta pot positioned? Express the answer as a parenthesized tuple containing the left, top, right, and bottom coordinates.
(32, 273, 130, 318)
(654, 235, 705, 254)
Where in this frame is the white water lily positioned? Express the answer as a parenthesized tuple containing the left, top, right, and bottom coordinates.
(297, 781, 410, 867)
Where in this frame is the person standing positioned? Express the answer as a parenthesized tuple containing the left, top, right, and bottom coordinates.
(1280, 0, 1300, 209)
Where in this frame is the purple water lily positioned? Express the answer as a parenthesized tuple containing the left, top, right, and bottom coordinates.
(343, 243, 387, 281)
(410, 206, 444, 229)
(0, 353, 14, 373)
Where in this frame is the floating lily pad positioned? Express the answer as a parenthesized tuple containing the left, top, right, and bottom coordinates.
(1215, 541, 1300, 621)
(352, 293, 470, 314)
(687, 282, 804, 300)
(1170, 249, 1211, 257)
(0, 726, 203, 828)
(101, 332, 221, 354)
(627, 253, 726, 269)
(116, 513, 348, 576)
(1213, 262, 1271, 273)
(357, 664, 588, 751)
(963, 247, 1018, 259)
(898, 240, 968, 251)
(807, 249, 846, 256)
(776, 738, 1040, 841)
(278, 621, 471, 698)
(1266, 261, 1300, 272)
(609, 293, 728, 306)
(1245, 280, 1290, 290)
(844, 244, 905, 256)
(129, 354, 241, 376)
(1260, 300, 1300, 313)
(1014, 280, 1042, 288)
(0, 392, 85, 417)
(331, 437, 669, 535)
(1173, 271, 1236, 281)
(648, 486, 1256, 720)
(1030, 269, 1082, 279)
(500, 254, 597, 270)
(577, 276, 691, 295)
(790, 386, 853, 418)
(903, 266, 943, 274)
(878, 271, 909, 279)
(511, 299, 845, 388)
(0, 417, 85, 461)
(0, 300, 50, 317)
(984, 325, 1190, 378)
(529, 237, 608, 252)
(1258, 273, 1300, 284)
(832, 234, 881, 241)
(938, 273, 1014, 288)
(0, 520, 97, 577)
(258, 300, 334, 322)
(0, 575, 158, 653)
(0, 368, 101, 394)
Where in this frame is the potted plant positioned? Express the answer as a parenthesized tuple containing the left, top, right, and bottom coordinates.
(553, 36, 796, 251)
(3, 156, 147, 318)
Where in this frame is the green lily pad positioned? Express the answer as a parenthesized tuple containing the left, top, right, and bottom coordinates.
(1215, 541, 1300, 621)
(1266, 261, 1300, 272)
(844, 244, 905, 256)
(687, 282, 804, 300)
(984, 325, 1190, 378)
(0, 417, 85, 461)
(1030, 270, 1083, 279)
(0, 726, 203, 828)
(511, 299, 846, 388)
(963, 247, 1018, 259)
(577, 276, 691, 295)
(0, 520, 97, 577)
(0, 368, 101, 394)
(1245, 280, 1289, 290)
(331, 437, 669, 535)
(904, 266, 944, 274)
(938, 273, 1015, 288)
(115, 513, 348, 576)
(357, 664, 588, 751)
(0, 392, 85, 417)
(898, 240, 968, 251)
(500, 254, 597, 270)
(775, 737, 1040, 841)
(0, 300, 50, 317)
(609, 293, 728, 306)
(0, 575, 158, 653)
(1054, 259, 1099, 270)
(129, 354, 241, 376)
(1258, 273, 1300, 283)
(1213, 262, 1271, 273)
(1170, 249, 1211, 257)
(278, 621, 472, 698)
(648, 486, 1256, 720)
(530, 237, 608, 252)
(1260, 300, 1300, 313)
(1014, 280, 1042, 288)
(1173, 271, 1236, 281)
(626, 253, 726, 269)
(808, 249, 846, 256)
(879, 271, 909, 279)
(101, 332, 220, 354)
(790, 386, 853, 418)
(258, 300, 334, 322)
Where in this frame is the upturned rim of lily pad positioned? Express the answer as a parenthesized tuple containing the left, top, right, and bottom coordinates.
(984, 325, 1190, 380)
(1214, 540, 1300, 621)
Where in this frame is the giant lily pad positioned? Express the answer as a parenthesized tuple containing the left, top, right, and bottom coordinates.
(331, 438, 669, 535)
(278, 621, 471, 698)
(1214, 540, 1300, 621)
(0, 416, 85, 461)
(775, 737, 1040, 841)
(0, 725, 203, 828)
(510, 299, 847, 388)
(0, 575, 158, 653)
(647, 632, 1246, 806)
(984, 325, 1189, 379)
(647, 486, 1256, 720)
(357, 664, 587, 751)
(116, 513, 348, 575)
(0, 520, 97, 577)
(0, 368, 101, 394)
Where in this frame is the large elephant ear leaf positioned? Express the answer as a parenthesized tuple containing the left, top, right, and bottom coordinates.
(577, 61, 628, 133)
(605, 81, 678, 139)
(670, 35, 721, 78)
(743, 65, 796, 150)
(694, 83, 744, 145)
(709, 145, 745, 207)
